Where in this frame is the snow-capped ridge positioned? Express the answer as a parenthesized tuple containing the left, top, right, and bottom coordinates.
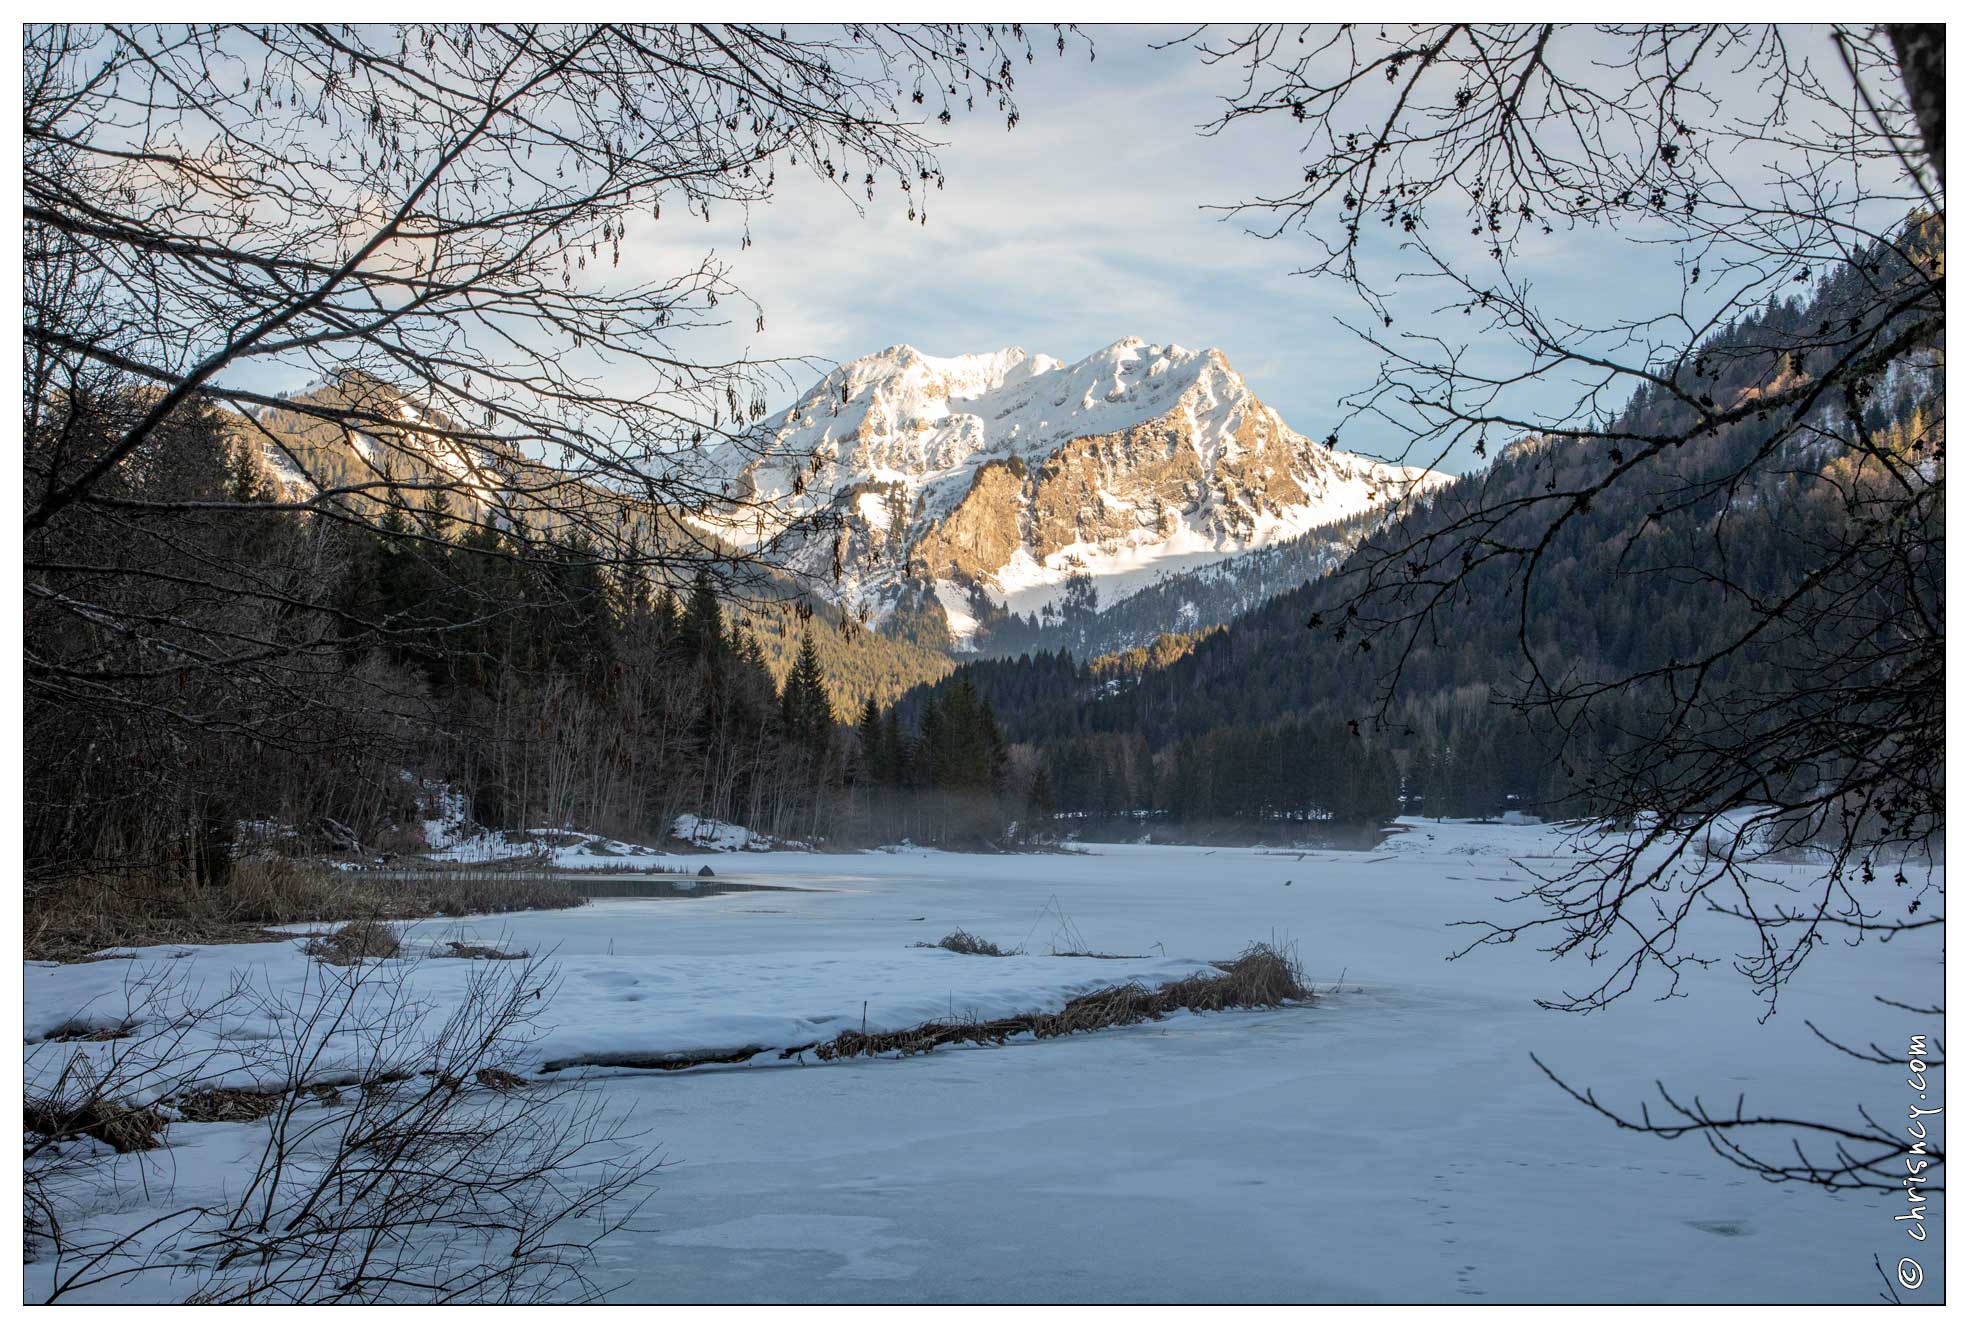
(710, 337, 1453, 650)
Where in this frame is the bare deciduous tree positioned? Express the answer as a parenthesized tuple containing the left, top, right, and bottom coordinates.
(22, 22, 1085, 884)
(1189, 21, 1943, 1192)
(25, 23, 1061, 547)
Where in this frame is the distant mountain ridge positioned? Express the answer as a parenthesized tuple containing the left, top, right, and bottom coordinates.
(708, 337, 1452, 651)
(227, 343, 1451, 671)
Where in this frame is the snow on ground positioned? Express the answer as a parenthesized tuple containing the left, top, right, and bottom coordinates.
(419, 777, 685, 866)
(24, 905, 1204, 1095)
(421, 824, 673, 867)
(930, 581, 982, 644)
(670, 814, 769, 853)
(667, 815, 810, 855)
(23, 820, 1945, 1302)
(422, 809, 792, 864)
(418, 780, 470, 852)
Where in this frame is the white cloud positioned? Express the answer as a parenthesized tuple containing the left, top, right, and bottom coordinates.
(428, 25, 1909, 476)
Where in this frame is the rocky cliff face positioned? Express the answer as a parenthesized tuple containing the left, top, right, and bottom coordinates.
(712, 337, 1450, 648)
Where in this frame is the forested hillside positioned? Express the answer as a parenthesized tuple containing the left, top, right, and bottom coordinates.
(883, 219, 1944, 834)
(241, 374, 959, 719)
(23, 386, 950, 882)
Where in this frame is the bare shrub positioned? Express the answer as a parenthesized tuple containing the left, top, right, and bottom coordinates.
(26, 970, 248, 1254)
(474, 1069, 529, 1093)
(27, 955, 659, 1303)
(24, 1096, 169, 1155)
(367, 824, 436, 857)
(915, 928, 1010, 957)
(1030, 942, 1310, 1037)
(1184, 942, 1310, 1010)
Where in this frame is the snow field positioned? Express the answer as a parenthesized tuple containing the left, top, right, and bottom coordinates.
(24, 820, 1944, 1301)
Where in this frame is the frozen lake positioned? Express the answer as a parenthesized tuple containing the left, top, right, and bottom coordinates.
(25, 821, 1944, 1302)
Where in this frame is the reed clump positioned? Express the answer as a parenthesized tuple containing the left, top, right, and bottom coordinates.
(814, 941, 1309, 1062)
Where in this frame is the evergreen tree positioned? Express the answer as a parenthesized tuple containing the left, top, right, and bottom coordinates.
(781, 626, 834, 758)
(855, 697, 883, 784)
(913, 695, 943, 790)
(679, 569, 723, 660)
(651, 586, 679, 645)
(880, 707, 906, 788)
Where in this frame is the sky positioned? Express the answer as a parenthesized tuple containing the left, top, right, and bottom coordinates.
(197, 22, 1910, 480)
(621, 25, 1686, 477)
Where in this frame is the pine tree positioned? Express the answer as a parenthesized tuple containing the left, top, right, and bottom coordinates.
(914, 695, 943, 790)
(419, 486, 453, 540)
(679, 569, 722, 660)
(615, 539, 653, 625)
(880, 706, 906, 788)
(976, 693, 1008, 794)
(855, 698, 883, 784)
(783, 626, 833, 757)
(939, 676, 979, 789)
(652, 586, 679, 645)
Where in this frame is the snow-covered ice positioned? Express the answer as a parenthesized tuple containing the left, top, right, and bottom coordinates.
(23, 820, 1944, 1302)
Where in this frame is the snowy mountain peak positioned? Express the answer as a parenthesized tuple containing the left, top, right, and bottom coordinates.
(712, 337, 1451, 652)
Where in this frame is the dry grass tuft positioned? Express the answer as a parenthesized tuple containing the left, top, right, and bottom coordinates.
(436, 939, 530, 961)
(816, 940, 1309, 1062)
(474, 1067, 530, 1092)
(40, 1019, 136, 1043)
(174, 1087, 284, 1123)
(1171, 941, 1310, 1010)
(24, 1096, 169, 1153)
(25, 859, 587, 962)
(305, 920, 402, 966)
(915, 928, 1010, 957)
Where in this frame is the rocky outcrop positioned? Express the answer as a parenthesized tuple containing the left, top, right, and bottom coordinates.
(912, 459, 1028, 581)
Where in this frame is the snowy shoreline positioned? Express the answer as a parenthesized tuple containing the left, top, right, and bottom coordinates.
(24, 820, 1945, 1302)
